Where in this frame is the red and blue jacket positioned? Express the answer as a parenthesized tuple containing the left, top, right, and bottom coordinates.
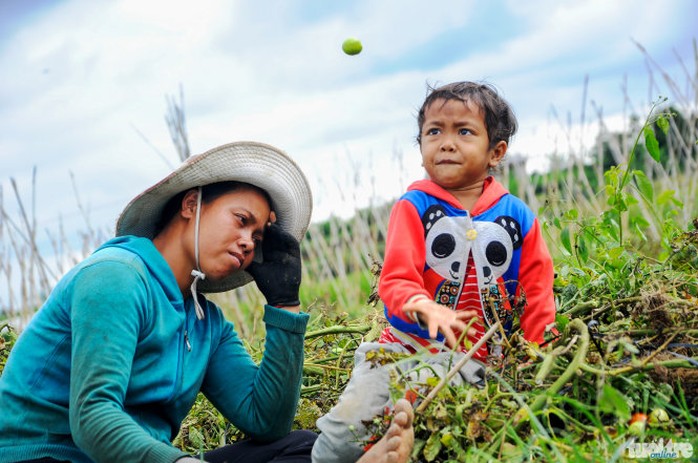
(378, 177, 555, 361)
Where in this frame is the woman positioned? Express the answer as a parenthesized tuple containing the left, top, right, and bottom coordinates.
(0, 141, 317, 463)
(0, 141, 415, 463)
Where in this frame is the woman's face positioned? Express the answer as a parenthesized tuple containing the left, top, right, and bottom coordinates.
(193, 186, 271, 280)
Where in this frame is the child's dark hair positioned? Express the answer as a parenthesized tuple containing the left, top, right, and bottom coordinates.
(416, 81, 518, 149)
(154, 181, 272, 236)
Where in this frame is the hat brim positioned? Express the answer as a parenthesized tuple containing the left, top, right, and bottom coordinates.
(116, 141, 313, 293)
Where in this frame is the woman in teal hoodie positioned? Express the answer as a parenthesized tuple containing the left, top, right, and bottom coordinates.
(0, 141, 319, 463)
(0, 141, 415, 463)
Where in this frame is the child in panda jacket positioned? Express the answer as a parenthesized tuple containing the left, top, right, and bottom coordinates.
(310, 81, 556, 463)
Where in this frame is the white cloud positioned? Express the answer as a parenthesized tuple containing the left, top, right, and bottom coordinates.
(1, 0, 695, 240)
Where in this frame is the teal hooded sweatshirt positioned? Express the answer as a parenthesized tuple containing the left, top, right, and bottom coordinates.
(0, 236, 309, 463)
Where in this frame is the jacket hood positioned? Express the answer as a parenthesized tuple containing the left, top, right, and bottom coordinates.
(406, 176, 509, 215)
(94, 235, 183, 304)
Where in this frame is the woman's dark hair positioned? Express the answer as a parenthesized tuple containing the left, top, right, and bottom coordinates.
(416, 81, 518, 149)
(154, 181, 272, 236)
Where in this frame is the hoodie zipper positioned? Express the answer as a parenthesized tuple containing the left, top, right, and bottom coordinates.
(184, 330, 192, 352)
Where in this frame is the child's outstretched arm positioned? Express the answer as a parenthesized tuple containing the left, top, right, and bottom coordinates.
(402, 296, 478, 349)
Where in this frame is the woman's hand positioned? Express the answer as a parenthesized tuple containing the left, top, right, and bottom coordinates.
(247, 223, 302, 309)
(403, 298, 478, 349)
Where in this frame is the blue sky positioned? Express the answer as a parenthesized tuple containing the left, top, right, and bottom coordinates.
(1, 0, 696, 247)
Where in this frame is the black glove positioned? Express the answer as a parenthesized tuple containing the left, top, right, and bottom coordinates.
(247, 223, 302, 307)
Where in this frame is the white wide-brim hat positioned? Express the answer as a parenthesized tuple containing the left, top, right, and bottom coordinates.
(116, 141, 313, 293)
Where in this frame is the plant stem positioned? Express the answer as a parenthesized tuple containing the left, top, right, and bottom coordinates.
(305, 325, 371, 339)
(562, 300, 599, 317)
(303, 363, 351, 372)
(515, 318, 590, 428)
(578, 357, 697, 376)
(415, 322, 501, 413)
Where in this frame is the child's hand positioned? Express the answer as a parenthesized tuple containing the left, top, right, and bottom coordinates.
(403, 298, 477, 349)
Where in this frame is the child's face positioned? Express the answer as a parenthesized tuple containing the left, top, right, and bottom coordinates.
(420, 98, 506, 192)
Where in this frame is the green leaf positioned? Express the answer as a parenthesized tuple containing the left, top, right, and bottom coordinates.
(440, 430, 464, 453)
(555, 314, 570, 333)
(643, 125, 661, 162)
(656, 114, 670, 135)
(601, 211, 620, 241)
(608, 192, 628, 212)
(439, 430, 454, 447)
(631, 214, 650, 229)
(560, 228, 572, 254)
(188, 427, 205, 449)
(606, 246, 625, 260)
(564, 208, 579, 220)
(576, 234, 589, 264)
(657, 189, 684, 208)
(633, 170, 654, 202)
(598, 383, 631, 422)
(423, 432, 442, 462)
(632, 218, 649, 242)
(619, 338, 640, 355)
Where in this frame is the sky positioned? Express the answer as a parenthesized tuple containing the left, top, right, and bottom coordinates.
(1, 0, 697, 252)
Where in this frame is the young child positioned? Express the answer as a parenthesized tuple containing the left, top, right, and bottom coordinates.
(311, 81, 556, 463)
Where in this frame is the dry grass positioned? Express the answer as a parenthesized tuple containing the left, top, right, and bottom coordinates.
(2, 40, 697, 333)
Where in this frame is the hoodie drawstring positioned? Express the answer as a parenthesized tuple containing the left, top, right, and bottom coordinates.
(190, 186, 206, 320)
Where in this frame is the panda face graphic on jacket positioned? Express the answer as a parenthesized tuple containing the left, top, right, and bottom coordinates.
(421, 204, 522, 286)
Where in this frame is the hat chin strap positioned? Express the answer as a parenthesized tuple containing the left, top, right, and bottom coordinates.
(190, 186, 206, 320)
